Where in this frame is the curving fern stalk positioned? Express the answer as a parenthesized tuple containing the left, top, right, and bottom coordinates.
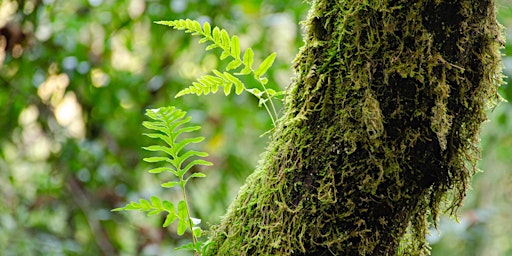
(156, 19, 283, 127)
(113, 106, 212, 253)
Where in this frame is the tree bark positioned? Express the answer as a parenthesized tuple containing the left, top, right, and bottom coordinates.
(206, 0, 503, 255)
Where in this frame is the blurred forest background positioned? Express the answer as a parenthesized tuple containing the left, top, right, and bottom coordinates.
(0, 0, 511, 255)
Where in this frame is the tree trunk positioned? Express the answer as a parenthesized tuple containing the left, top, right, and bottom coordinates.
(205, 0, 503, 255)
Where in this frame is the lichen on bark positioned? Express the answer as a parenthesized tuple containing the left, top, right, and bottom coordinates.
(205, 0, 504, 255)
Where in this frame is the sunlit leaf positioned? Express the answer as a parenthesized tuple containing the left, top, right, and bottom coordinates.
(177, 200, 189, 235)
(254, 52, 277, 78)
(163, 201, 175, 213)
(150, 196, 162, 208)
(221, 29, 230, 50)
(140, 199, 151, 209)
(193, 227, 202, 238)
(212, 27, 220, 44)
(143, 157, 168, 163)
(203, 22, 211, 36)
(147, 209, 161, 216)
(161, 181, 180, 188)
(220, 51, 230, 60)
(143, 145, 174, 156)
(230, 35, 241, 59)
(224, 82, 232, 96)
(163, 212, 178, 227)
(226, 59, 242, 71)
(236, 48, 255, 75)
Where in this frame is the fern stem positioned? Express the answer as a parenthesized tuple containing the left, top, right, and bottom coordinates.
(180, 183, 198, 246)
(262, 100, 277, 127)
(259, 82, 279, 126)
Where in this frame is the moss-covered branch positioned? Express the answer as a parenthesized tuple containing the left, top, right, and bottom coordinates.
(205, 0, 503, 255)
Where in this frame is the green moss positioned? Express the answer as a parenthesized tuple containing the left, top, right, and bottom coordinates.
(205, 0, 504, 255)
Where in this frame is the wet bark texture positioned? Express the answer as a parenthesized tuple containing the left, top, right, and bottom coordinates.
(206, 0, 503, 255)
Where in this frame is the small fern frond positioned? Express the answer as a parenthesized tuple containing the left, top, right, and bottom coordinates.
(113, 106, 210, 244)
(141, 107, 212, 183)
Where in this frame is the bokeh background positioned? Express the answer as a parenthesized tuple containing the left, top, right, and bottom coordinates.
(1, 0, 511, 255)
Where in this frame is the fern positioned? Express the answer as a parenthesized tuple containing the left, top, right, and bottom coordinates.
(114, 20, 283, 255)
(113, 106, 211, 253)
(155, 19, 282, 126)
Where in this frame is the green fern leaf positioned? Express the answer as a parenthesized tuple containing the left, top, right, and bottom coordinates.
(174, 137, 205, 156)
(161, 181, 180, 188)
(182, 160, 212, 177)
(220, 51, 230, 60)
(175, 125, 202, 137)
(247, 88, 264, 97)
(175, 88, 192, 98)
(143, 156, 169, 163)
(144, 133, 172, 146)
(223, 82, 232, 95)
(224, 72, 245, 95)
(142, 121, 170, 137)
(139, 199, 151, 210)
(202, 22, 211, 36)
(143, 145, 175, 156)
(185, 172, 207, 184)
(236, 48, 254, 75)
(176, 150, 209, 174)
(163, 211, 178, 227)
(177, 200, 189, 235)
(154, 20, 172, 26)
(205, 44, 218, 51)
(212, 27, 221, 44)
(191, 20, 202, 34)
(230, 35, 241, 60)
(254, 52, 276, 78)
(226, 59, 242, 71)
(147, 209, 161, 216)
(220, 29, 230, 50)
(151, 196, 163, 209)
(147, 167, 169, 174)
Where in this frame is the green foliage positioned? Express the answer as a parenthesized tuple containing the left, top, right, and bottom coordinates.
(113, 106, 211, 254)
(112, 19, 289, 253)
(156, 19, 283, 126)
(112, 19, 289, 254)
(0, 0, 306, 254)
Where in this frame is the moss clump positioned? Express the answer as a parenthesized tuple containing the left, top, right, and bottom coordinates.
(205, 0, 504, 255)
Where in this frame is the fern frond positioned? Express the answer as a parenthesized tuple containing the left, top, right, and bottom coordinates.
(141, 107, 212, 182)
(157, 19, 281, 127)
(156, 19, 276, 90)
(113, 106, 210, 239)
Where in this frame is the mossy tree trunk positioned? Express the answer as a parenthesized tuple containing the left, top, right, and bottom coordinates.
(206, 0, 503, 255)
